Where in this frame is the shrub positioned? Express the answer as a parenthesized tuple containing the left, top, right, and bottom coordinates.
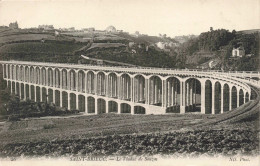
(7, 115, 20, 121)
(1, 94, 81, 120)
(43, 124, 56, 129)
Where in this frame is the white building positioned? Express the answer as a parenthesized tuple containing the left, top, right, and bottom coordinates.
(156, 42, 166, 49)
(232, 47, 245, 57)
(105, 26, 116, 33)
(156, 41, 179, 50)
(38, 25, 54, 30)
(83, 27, 95, 33)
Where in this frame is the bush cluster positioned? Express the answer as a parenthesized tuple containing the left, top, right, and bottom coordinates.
(3, 95, 79, 121)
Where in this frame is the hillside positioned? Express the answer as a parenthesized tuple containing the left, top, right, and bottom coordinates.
(179, 29, 259, 70)
(185, 51, 215, 65)
(0, 34, 56, 45)
(238, 29, 260, 34)
(0, 42, 82, 53)
(0, 28, 181, 68)
(87, 43, 126, 51)
(0, 27, 258, 70)
(0, 29, 86, 63)
(117, 32, 177, 44)
(80, 42, 178, 68)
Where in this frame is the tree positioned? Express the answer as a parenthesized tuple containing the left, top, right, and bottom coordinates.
(6, 95, 20, 115)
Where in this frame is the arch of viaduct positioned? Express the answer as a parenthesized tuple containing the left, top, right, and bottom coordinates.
(1, 61, 252, 115)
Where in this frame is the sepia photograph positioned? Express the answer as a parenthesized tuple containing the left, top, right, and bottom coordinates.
(0, 0, 259, 165)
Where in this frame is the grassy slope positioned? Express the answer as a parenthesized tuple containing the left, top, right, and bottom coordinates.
(0, 42, 84, 54)
(185, 51, 215, 65)
(0, 28, 88, 63)
(0, 34, 56, 44)
(0, 113, 212, 144)
(62, 32, 127, 42)
(0, 29, 176, 67)
(238, 29, 260, 34)
(0, 41, 86, 63)
(117, 32, 177, 44)
(87, 43, 126, 51)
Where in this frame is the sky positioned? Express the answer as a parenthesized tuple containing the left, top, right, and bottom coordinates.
(0, 0, 259, 37)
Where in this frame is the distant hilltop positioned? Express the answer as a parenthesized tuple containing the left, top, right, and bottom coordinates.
(237, 29, 260, 34)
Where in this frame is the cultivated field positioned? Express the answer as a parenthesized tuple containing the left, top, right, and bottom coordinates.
(0, 112, 258, 158)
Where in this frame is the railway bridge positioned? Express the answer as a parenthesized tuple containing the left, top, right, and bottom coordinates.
(1, 60, 258, 115)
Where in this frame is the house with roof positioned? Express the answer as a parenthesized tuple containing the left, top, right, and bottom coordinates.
(232, 47, 245, 57)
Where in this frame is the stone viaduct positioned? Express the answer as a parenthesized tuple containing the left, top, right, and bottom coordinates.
(0, 61, 256, 115)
